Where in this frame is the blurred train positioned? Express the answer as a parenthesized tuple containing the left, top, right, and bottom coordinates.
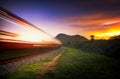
(0, 7, 61, 49)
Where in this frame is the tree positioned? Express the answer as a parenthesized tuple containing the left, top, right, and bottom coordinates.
(90, 35, 95, 42)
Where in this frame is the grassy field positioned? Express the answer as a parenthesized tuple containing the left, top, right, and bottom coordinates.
(1, 47, 120, 79)
(42, 47, 120, 79)
(0, 49, 61, 79)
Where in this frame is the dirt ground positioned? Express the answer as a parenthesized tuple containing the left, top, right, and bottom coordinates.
(37, 50, 65, 79)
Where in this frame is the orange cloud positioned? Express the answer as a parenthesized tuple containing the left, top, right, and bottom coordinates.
(62, 13, 120, 39)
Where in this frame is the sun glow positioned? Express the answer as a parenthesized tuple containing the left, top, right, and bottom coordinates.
(92, 31, 120, 40)
(88, 21, 120, 40)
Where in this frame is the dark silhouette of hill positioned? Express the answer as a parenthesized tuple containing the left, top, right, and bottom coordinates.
(109, 35, 120, 40)
(56, 33, 88, 45)
(56, 34, 120, 60)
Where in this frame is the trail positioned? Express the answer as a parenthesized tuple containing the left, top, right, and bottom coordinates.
(37, 49, 65, 79)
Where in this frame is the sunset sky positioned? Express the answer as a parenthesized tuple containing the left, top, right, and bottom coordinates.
(0, 0, 120, 39)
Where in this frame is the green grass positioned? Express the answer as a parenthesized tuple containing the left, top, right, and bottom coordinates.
(1, 49, 61, 79)
(42, 47, 120, 79)
(1, 47, 120, 79)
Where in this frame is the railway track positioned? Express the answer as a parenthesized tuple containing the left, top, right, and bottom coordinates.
(0, 47, 61, 65)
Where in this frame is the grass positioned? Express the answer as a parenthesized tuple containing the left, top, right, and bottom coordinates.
(42, 47, 120, 79)
(0, 49, 61, 79)
(1, 47, 120, 79)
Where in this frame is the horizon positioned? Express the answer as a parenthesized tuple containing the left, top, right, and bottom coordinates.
(55, 33, 120, 40)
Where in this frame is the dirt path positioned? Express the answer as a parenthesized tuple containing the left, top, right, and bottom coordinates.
(37, 49, 65, 79)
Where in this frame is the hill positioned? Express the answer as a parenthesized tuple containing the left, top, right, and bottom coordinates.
(56, 33, 88, 45)
(56, 34, 120, 60)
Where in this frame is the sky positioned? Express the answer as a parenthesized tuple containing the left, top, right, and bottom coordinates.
(0, 0, 120, 39)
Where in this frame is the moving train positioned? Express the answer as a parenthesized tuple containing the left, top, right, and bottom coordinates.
(0, 7, 61, 49)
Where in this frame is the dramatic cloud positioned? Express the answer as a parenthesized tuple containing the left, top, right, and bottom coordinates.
(62, 12, 120, 38)
(0, 0, 120, 38)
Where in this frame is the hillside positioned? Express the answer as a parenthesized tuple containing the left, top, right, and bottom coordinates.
(40, 47, 120, 79)
(56, 33, 88, 45)
(56, 33, 120, 60)
(4, 47, 120, 79)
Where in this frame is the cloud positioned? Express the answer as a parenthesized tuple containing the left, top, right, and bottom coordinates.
(60, 12, 120, 38)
